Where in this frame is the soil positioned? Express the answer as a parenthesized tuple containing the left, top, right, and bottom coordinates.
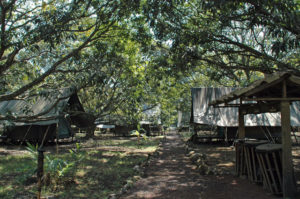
(120, 131, 300, 199)
(0, 135, 156, 156)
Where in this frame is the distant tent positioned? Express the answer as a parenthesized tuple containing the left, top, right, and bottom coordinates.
(191, 88, 300, 140)
(140, 104, 161, 125)
(0, 87, 91, 142)
(178, 111, 191, 127)
(140, 104, 162, 136)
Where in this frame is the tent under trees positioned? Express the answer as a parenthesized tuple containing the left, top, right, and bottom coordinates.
(0, 87, 93, 142)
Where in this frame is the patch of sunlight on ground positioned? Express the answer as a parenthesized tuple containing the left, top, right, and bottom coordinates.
(103, 151, 121, 156)
(99, 158, 108, 163)
(209, 153, 221, 158)
(217, 162, 234, 167)
(77, 170, 86, 177)
(140, 146, 158, 153)
(231, 179, 238, 185)
(216, 147, 234, 151)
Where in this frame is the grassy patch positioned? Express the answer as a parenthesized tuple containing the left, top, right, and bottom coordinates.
(0, 135, 162, 199)
(97, 136, 163, 148)
(0, 154, 36, 198)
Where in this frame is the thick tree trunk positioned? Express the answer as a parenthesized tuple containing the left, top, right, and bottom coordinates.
(84, 125, 96, 139)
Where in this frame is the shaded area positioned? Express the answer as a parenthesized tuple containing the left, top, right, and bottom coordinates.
(0, 134, 161, 199)
(120, 131, 205, 199)
(121, 131, 280, 199)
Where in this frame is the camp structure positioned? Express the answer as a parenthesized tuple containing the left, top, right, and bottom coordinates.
(210, 72, 300, 197)
(0, 87, 91, 143)
(191, 87, 300, 142)
(177, 111, 190, 132)
(140, 104, 163, 136)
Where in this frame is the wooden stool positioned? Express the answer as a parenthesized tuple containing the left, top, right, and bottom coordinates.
(256, 144, 282, 195)
(243, 140, 269, 183)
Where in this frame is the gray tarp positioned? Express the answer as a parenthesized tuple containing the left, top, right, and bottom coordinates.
(177, 111, 190, 127)
(191, 88, 300, 127)
(0, 88, 74, 126)
(140, 104, 161, 124)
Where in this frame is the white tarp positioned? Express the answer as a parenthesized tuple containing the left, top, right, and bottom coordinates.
(191, 87, 300, 127)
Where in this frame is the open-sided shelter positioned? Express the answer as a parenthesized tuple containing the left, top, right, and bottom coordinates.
(191, 87, 300, 141)
(210, 72, 300, 198)
(0, 87, 91, 143)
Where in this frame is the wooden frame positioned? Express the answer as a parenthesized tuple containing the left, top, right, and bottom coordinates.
(210, 73, 299, 198)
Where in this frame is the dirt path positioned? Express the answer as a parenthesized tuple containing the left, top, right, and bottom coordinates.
(120, 131, 280, 199)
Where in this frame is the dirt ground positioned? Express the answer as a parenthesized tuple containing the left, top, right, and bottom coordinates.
(0, 134, 158, 156)
(120, 131, 300, 199)
(1, 132, 299, 198)
(0, 134, 163, 199)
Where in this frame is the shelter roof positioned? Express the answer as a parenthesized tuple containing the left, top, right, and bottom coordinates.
(210, 72, 300, 106)
(0, 87, 77, 126)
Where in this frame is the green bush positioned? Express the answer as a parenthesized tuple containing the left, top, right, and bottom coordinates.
(26, 142, 85, 188)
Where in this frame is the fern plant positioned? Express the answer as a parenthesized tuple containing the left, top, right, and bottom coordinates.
(25, 142, 85, 188)
(45, 142, 85, 186)
(25, 142, 38, 160)
(130, 125, 148, 144)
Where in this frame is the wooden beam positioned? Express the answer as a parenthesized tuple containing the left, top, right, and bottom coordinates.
(281, 80, 296, 198)
(213, 104, 242, 108)
(238, 108, 245, 139)
(283, 80, 287, 97)
(243, 97, 300, 101)
(241, 103, 281, 115)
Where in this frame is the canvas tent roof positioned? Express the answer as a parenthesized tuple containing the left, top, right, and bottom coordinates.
(0, 87, 81, 126)
(191, 87, 300, 127)
(140, 104, 161, 124)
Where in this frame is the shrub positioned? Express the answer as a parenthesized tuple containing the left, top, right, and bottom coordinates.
(26, 142, 85, 189)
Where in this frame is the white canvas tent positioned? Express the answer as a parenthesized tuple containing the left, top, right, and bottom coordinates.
(191, 87, 300, 127)
(191, 87, 300, 140)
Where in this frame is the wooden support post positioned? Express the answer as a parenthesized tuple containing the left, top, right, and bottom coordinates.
(281, 100, 296, 198)
(281, 80, 296, 198)
(238, 108, 245, 139)
(56, 123, 59, 154)
(37, 148, 45, 199)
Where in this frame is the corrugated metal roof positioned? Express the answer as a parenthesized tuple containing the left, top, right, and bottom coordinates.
(0, 87, 76, 126)
(191, 87, 300, 127)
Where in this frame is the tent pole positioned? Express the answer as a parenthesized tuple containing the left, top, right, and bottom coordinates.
(20, 125, 32, 147)
(56, 123, 59, 154)
(40, 126, 50, 149)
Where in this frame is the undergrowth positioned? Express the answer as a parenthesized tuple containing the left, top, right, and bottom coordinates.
(0, 135, 162, 199)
